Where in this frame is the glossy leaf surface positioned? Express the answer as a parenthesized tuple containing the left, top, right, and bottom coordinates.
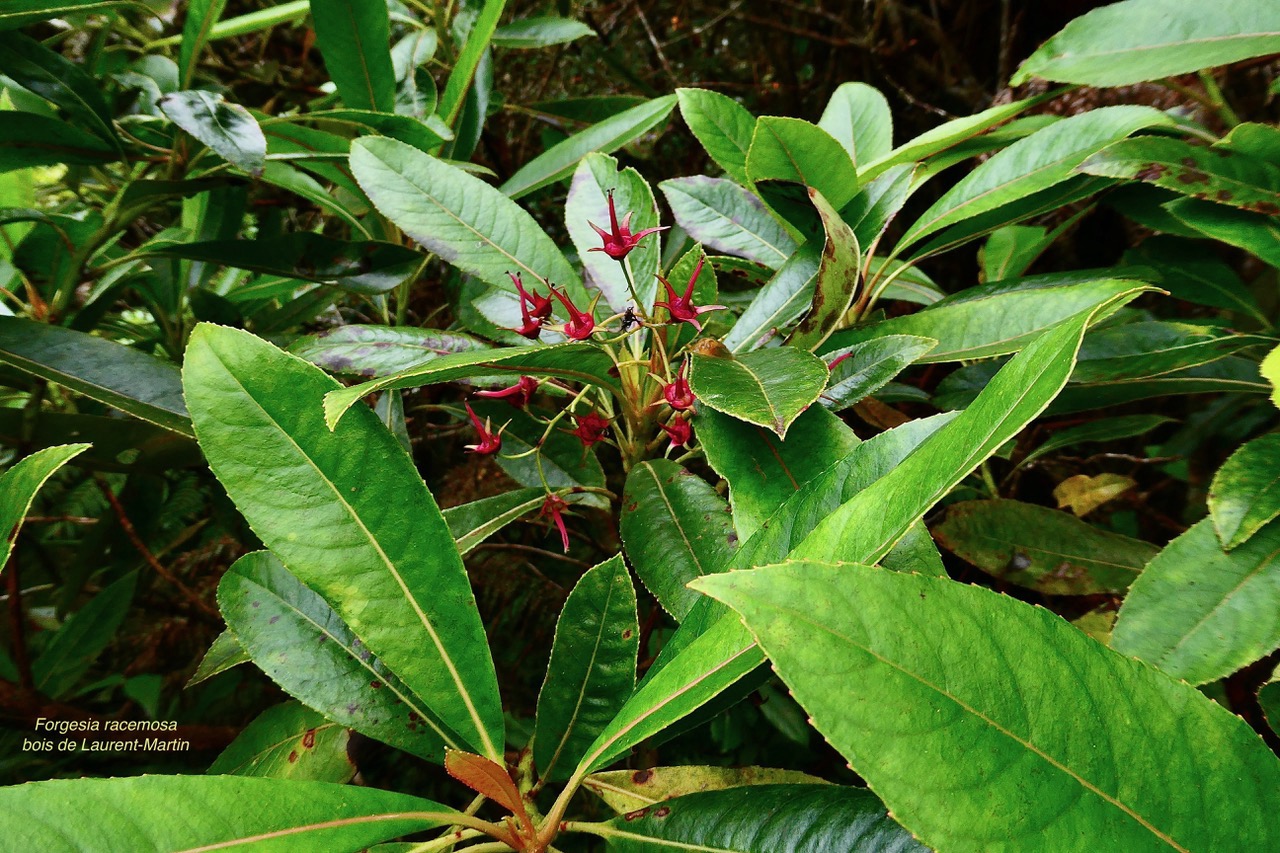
(290, 325, 488, 378)
(676, 87, 756, 186)
(1209, 433, 1280, 549)
(688, 346, 829, 438)
(207, 701, 354, 783)
(310, 0, 396, 112)
(660, 176, 798, 269)
(159, 90, 266, 176)
(0, 444, 88, 570)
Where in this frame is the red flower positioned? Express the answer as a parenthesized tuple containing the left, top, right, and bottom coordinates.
(475, 376, 538, 409)
(540, 494, 571, 553)
(510, 271, 552, 339)
(663, 359, 695, 411)
(660, 413, 693, 449)
(654, 255, 726, 332)
(549, 285, 595, 341)
(588, 189, 667, 261)
(463, 403, 502, 455)
(570, 411, 610, 447)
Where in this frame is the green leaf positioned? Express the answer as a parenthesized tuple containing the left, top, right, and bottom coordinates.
(184, 324, 503, 761)
(621, 460, 736, 621)
(143, 234, 421, 294)
(676, 87, 756, 186)
(1123, 236, 1267, 324)
(1081, 136, 1280, 216)
(349, 137, 584, 298)
(309, 0, 396, 112)
(1165, 197, 1280, 269)
(1210, 433, 1280, 549)
(1113, 518, 1280, 684)
(159, 90, 266, 176)
(0, 775, 458, 851)
(179, 0, 227, 87)
(843, 163, 915, 249)
(491, 15, 594, 49)
(0, 443, 88, 570)
(218, 552, 448, 760)
(1069, 321, 1265, 383)
(585, 765, 828, 815)
(697, 405, 861, 542)
(208, 701, 355, 783)
(746, 117, 857, 210)
(694, 561, 1280, 851)
(500, 96, 676, 200)
(443, 488, 545, 556)
(791, 287, 1151, 565)
(660, 177, 798, 269)
(32, 570, 135, 699)
(826, 274, 1145, 363)
(722, 244, 820, 352)
(565, 152, 662, 313)
(0, 0, 135, 29)
(1011, 0, 1280, 87)
(438, 0, 504, 128)
(819, 82, 892, 168)
(1266, 344, 1280, 408)
(0, 112, 118, 172)
(821, 335, 937, 412)
(291, 325, 488, 378)
(934, 500, 1156, 595)
(585, 784, 924, 852)
(290, 109, 453, 151)
(534, 555, 637, 782)
(0, 318, 192, 436)
(0, 32, 118, 146)
(468, 401, 607, 509)
(1021, 414, 1174, 466)
(785, 188, 860, 351)
(322, 342, 617, 429)
(259, 161, 368, 235)
(898, 106, 1173, 250)
(980, 224, 1051, 282)
(688, 347, 829, 438)
(188, 628, 249, 685)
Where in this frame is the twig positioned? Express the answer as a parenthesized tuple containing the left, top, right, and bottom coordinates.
(93, 476, 219, 620)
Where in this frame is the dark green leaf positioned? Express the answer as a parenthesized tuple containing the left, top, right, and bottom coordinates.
(722, 244, 820, 352)
(1165, 197, 1280, 269)
(442, 488, 545, 557)
(1123, 236, 1267, 324)
(0, 32, 117, 145)
(291, 325, 488, 378)
(661, 177, 798, 269)
(32, 571, 136, 699)
(1210, 433, 1280, 550)
(1021, 414, 1174, 465)
(491, 16, 594, 49)
(159, 90, 266, 176)
(746, 117, 857, 210)
(0, 0, 135, 30)
(821, 335, 936, 412)
(676, 87, 756, 186)
(179, 0, 227, 87)
(208, 701, 354, 782)
(0, 112, 118, 172)
(0, 443, 88, 569)
(688, 347, 829, 438)
(188, 628, 249, 686)
(310, 0, 396, 112)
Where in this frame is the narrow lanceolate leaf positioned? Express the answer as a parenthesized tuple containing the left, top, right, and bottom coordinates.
(159, 90, 266, 176)
(566, 152, 662, 313)
(179, 0, 227, 87)
(290, 325, 488, 378)
(824, 274, 1145, 363)
(897, 106, 1173, 250)
(188, 628, 248, 686)
(0, 776, 459, 851)
(349, 137, 584, 299)
(660, 176, 798, 269)
(219, 552, 450, 761)
(1011, 0, 1280, 87)
(208, 701, 354, 783)
(0, 319, 190, 435)
(535, 555, 638, 782)
(443, 488, 545, 557)
(185, 325, 503, 761)
(785, 188, 860, 351)
(438, 0, 504, 128)
(1021, 414, 1175, 466)
(688, 346, 829, 438)
(676, 87, 756, 186)
(1113, 518, 1280, 685)
(0, 32, 118, 145)
(934, 500, 1156, 595)
(0, 444, 88, 570)
(491, 16, 594, 49)
(32, 572, 136, 699)
(323, 342, 617, 429)
(1209, 433, 1280, 549)
(585, 766, 828, 815)
(821, 335, 937, 412)
(0, 0, 133, 30)
(0, 113, 118, 172)
(620, 461, 737, 621)
(1080, 136, 1280, 216)
(310, 0, 396, 113)
(1166, 197, 1280, 269)
(791, 287, 1152, 565)
(695, 562, 1280, 851)
(819, 82, 892, 168)
(500, 95, 675, 199)
(142, 234, 422, 294)
(585, 784, 925, 853)
(722, 244, 820, 352)
(697, 405, 861, 543)
(746, 117, 857, 210)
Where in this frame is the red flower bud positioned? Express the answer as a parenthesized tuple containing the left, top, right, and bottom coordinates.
(654, 255, 727, 332)
(588, 189, 668, 261)
(549, 285, 595, 341)
(540, 494, 571, 553)
(660, 413, 693, 449)
(569, 411, 610, 447)
(474, 376, 538, 409)
(509, 271, 552, 339)
(463, 403, 502, 455)
(663, 359, 695, 411)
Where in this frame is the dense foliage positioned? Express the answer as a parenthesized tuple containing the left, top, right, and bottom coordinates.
(1, 0, 1279, 850)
